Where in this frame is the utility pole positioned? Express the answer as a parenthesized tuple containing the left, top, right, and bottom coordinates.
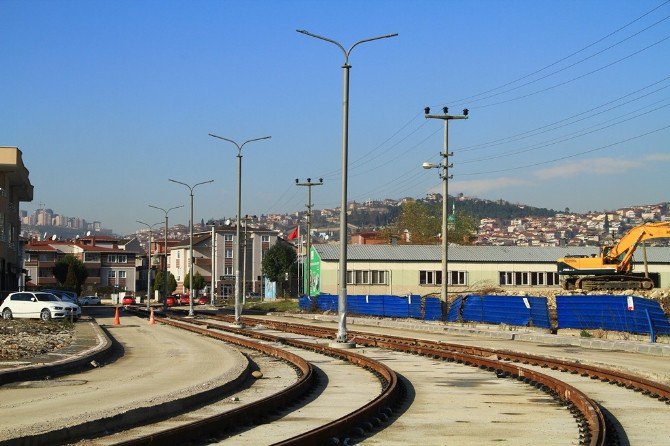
(423, 106, 468, 313)
(295, 178, 323, 296)
(241, 215, 256, 304)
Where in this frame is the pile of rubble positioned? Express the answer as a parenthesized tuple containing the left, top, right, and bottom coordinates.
(0, 320, 74, 360)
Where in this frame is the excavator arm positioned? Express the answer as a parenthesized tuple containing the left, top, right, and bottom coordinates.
(558, 221, 670, 290)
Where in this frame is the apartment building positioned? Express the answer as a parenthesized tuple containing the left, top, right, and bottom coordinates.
(0, 147, 33, 292)
(168, 224, 279, 298)
(24, 236, 140, 292)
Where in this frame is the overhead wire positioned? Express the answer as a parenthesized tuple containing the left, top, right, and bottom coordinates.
(457, 75, 670, 152)
(440, 0, 670, 106)
(459, 98, 670, 164)
(457, 124, 670, 176)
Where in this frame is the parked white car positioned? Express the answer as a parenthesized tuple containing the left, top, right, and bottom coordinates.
(0, 292, 81, 321)
(78, 295, 101, 305)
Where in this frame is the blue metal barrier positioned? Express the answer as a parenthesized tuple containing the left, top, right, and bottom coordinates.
(447, 295, 551, 328)
(556, 295, 670, 335)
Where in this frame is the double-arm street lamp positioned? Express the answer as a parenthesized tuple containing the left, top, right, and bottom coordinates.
(297, 29, 397, 343)
(136, 220, 162, 312)
(148, 204, 184, 310)
(422, 107, 468, 311)
(169, 179, 214, 317)
(208, 133, 271, 326)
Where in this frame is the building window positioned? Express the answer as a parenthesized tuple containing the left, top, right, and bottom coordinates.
(84, 253, 100, 262)
(224, 266, 233, 275)
(499, 271, 558, 287)
(225, 249, 233, 258)
(119, 271, 127, 279)
(371, 270, 387, 285)
(450, 271, 467, 285)
(347, 270, 387, 285)
(224, 234, 233, 242)
(420, 270, 467, 286)
(261, 235, 270, 242)
(108, 270, 116, 279)
(117, 254, 127, 263)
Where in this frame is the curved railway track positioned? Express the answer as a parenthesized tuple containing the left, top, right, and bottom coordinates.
(112, 309, 403, 446)
(220, 312, 670, 445)
(154, 309, 607, 446)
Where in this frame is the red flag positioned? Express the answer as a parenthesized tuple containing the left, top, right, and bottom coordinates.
(288, 227, 299, 240)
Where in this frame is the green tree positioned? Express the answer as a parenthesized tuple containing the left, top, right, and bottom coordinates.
(449, 211, 478, 245)
(262, 242, 297, 295)
(397, 201, 440, 243)
(184, 271, 206, 294)
(52, 254, 88, 294)
(153, 270, 177, 298)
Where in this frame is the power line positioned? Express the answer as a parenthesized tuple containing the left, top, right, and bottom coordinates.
(459, 98, 670, 164)
(458, 124, 670, 176)
(457, 75, 670, 152)
(440, 0, 670, 106)
(471, 34, 670, 110)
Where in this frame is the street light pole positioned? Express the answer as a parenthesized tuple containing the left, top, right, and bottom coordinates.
(423, 107, 468, 313)
(148, 204, 183, 311)
(169, 179, 214, 317)
(297, 29, 397, 343)
(208, 133, 271, 326)
(136, 220, 161, 312)
(295, 178, 323, 297)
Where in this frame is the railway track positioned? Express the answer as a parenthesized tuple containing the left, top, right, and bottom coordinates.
(101, 309, 403, 446)
(221, 312, 670, 445)
(155, 309, 607, 445)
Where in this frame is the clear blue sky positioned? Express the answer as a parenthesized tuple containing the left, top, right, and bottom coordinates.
(3, 0, 669, 235)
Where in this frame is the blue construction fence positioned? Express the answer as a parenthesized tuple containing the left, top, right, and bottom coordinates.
(556, 295, 670, 335)
(299, 293, 670, 335)
(299, 293, 443, 320)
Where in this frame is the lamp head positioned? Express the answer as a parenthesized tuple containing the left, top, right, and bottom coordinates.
(307, 178, 311, 183)
(422, 162, 437, 169)
(442, 107, 448, 114)
(319, 178, 323, 183)
(463, 108, 469, 116)
(295, 178, 299, 184)
(424, 107, 430, 115)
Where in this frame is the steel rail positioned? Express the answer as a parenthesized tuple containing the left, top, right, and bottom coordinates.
(120, 309, 403, 445)
(111, 314, 316, 446)
(231, 314, 669, 403)
(166, 315, 403, 445)
(198, 312, 605, 445)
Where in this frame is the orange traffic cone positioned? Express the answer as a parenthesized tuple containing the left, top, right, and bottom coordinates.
(148, 308, 156, 325)
(113, 307, 121, 325)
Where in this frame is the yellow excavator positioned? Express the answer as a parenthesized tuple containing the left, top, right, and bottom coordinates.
(557, 221, 670, 291)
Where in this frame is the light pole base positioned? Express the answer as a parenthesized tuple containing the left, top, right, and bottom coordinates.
(328, 341, 357, 349)
(230, 322, 245, 329)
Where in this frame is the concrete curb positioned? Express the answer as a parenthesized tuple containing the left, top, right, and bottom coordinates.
(0, 317, 114, 386)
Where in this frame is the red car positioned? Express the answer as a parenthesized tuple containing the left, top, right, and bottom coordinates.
(122, 296, 135, 306)
(165, 296, 177, 307)
(179, 294, 191, 305)
(197, 296, 209, 305)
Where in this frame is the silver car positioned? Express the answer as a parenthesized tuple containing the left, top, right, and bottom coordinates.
(1, 292, 81, 321)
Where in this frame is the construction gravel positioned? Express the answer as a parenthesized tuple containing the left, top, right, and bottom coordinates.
(0, 319, 74, 360)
